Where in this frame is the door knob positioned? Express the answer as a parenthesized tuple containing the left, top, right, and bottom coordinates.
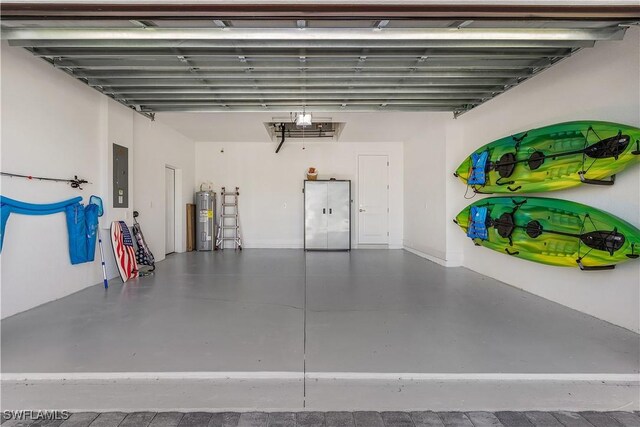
(359, 208, 366, 212)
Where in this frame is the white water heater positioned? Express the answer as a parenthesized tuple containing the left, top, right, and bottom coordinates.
(195, 191, 216, 251)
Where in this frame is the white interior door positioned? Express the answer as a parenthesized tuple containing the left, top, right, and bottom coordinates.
(358, 155, 389, 245)
(165, 167, 176, 254)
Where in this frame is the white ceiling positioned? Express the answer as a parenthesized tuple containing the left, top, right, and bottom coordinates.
(157, 111, 447, 142)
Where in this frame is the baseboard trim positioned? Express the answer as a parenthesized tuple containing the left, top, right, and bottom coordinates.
(198, 242, 405, 250)
(403, 246, 451, 267)
(241, 243, 304, 249)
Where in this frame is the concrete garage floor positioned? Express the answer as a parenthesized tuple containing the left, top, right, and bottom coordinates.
(3, 410, 640, 427)
(1, 250, 639, 411)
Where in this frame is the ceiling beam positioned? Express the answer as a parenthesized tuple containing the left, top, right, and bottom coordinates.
(73, 70, 534, 79)
(137, 100, 478, 109)
(114, 94, 488, 101)
(88, 78, 514, 87)
(30, 47, 574, 59)
(52, 58, 548, 70)
(148, 105, 462, 113)
(1, 3, 639, 20)
(7, 39, 599, 49)
(3, 27, 623, 49)
(102, 87, 501, 95)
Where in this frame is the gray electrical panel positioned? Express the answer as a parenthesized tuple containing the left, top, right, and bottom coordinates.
(112, 143, 129, 208)
(195, 191, 216, 251)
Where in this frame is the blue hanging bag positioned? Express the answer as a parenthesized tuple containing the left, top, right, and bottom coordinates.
(65, 201, 99, 265)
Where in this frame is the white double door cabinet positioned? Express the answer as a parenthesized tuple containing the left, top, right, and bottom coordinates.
(304, 180, 351, 250)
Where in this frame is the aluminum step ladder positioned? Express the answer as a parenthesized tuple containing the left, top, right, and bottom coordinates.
(215, 187, 243, 250)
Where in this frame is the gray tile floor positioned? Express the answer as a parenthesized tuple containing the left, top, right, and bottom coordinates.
(2, 411, 640, 427)
(2, 250, 638, 374)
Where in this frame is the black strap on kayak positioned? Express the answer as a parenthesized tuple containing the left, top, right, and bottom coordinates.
(578, 129, 630, 185)
(485, 200, 527, 246)
(525, 220, 625, 255)
(495, 177, 515, 187)
(533, 212, 624, 270)
(582, 129, 629, 159)
(574, 213, 620, 270)
(512, 132, 528, 145)
(526, 213, 624, 255)
(487, 209, 625, 257)
(511, 199, 527, 210)
(485, 128, 630, 183)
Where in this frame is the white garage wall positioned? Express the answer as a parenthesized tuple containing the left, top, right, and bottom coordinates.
(1, 44, 195, 318)
(133, 115, 195, 260)
(448, 27, 640, 332)
(402, 114, 452, 264)
(1, 43, 106, 318)
(99, 98, 135, 280)
(195, 140, 404, 248)
(182, 112, 443, 249)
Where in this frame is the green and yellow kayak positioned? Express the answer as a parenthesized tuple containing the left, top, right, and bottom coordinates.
(455, 121, 640, 193)
(455, 197, 640, 270)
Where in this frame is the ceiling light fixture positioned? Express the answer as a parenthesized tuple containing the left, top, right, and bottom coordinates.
(296, 111, 312, 127)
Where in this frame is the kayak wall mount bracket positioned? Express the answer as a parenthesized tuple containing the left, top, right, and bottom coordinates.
(577, 259, 615, 271)
(578, 172, 616, 186)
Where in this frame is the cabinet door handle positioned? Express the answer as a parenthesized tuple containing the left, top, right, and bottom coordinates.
(329, 208, 332, 214)
(323, 208, 326, 214)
